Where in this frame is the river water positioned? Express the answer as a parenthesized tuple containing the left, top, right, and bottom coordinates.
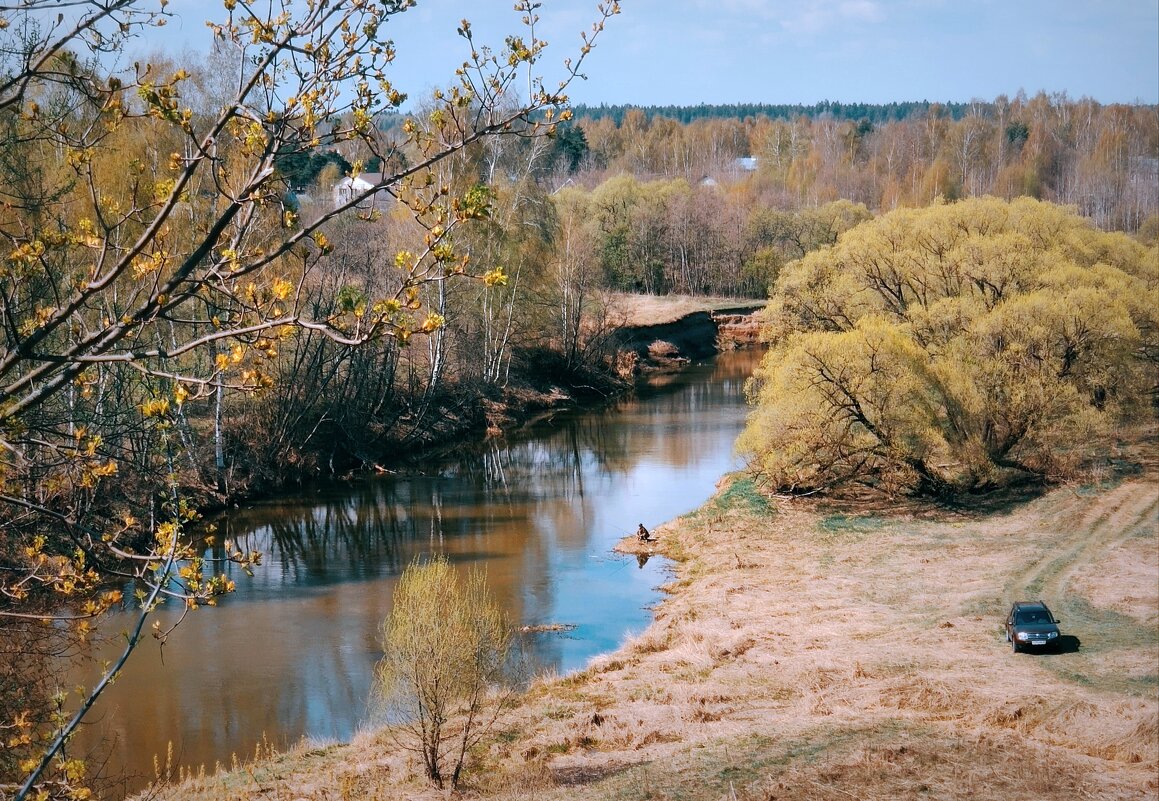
(72, 348, 761, 795)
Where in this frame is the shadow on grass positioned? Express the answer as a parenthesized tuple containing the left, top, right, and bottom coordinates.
(810, 429, 1156, 521)
(551, 760, 640, 787)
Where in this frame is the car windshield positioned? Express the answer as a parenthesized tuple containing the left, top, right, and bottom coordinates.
(1015, 609, 1050, 624)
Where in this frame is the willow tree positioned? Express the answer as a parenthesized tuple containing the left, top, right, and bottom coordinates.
(738, 197, 1158, 496)
(0, 0, 618, 797)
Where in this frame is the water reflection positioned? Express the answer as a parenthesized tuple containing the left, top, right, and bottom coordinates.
(70, 349, 763, 796)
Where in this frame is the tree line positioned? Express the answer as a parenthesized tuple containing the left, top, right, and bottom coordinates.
(564, 92, 1158, 234)
(572, 99, 977, 125)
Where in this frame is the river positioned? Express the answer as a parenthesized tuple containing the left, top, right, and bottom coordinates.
(71, 348, 762, 796)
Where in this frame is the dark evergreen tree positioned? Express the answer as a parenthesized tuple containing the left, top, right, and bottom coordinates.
(550, 123, 589, 173)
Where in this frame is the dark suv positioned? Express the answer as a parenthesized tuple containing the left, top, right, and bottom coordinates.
(1005, 601, 1061, 653)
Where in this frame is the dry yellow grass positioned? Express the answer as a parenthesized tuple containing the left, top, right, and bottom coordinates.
(604, 292, 761, 327)
(147, 444, 1159, 801)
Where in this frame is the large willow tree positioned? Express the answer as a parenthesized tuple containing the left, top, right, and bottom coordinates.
(739, 196, 1158, 496)
(0, 1, 618, 797)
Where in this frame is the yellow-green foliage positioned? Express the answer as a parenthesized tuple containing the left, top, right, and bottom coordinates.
(739, 197, 1158, 495)
(376, 556, 512, 789)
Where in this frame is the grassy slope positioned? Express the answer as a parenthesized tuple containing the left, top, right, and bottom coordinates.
(152, 432, 1159, 801)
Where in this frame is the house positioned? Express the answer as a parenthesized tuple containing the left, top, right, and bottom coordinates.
(332, 174, 388, 210)
(700, 157, 760, 188)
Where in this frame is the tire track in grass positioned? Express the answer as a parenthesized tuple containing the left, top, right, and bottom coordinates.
(1010, 481, 1155, 602)
(1007, 480, 1159, 694)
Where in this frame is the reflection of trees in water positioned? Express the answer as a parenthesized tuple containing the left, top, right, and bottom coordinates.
(265, 495, 412, 582)
(1, 621, 62, 785)
(206, 350, 761, 584)
(1, 619, 128, 796)
(213, 482, 457, 588)
(208, 467, 558, 592)
(551, 354, 759, 475)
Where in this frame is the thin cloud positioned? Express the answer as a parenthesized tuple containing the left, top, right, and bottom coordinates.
(779, 0, 886, 34)
(840, 0, 885, 22)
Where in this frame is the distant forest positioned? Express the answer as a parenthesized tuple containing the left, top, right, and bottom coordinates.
(571, 100, 979, 125)
(555, 92, 1158, 235)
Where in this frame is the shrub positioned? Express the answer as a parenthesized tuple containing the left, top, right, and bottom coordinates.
(376, 557, 513, 789)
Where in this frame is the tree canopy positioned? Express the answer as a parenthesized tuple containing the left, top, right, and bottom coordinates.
(738, 196, 1158, 496)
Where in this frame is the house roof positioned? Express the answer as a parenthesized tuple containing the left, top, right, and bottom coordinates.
(335, 174, 377, 191)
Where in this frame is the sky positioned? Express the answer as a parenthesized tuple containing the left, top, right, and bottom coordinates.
(152, 0, 1159, 107)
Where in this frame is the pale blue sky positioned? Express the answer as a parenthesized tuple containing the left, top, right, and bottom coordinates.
(155, 0, 1159, 106)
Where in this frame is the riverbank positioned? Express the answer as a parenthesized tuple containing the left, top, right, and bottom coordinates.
(181, 293, 764, 515)
(147, 429, 1159, 801)
(604, 293, 764, 369)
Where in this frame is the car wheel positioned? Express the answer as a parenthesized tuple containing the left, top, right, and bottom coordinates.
(1011, 637, 1018, 653)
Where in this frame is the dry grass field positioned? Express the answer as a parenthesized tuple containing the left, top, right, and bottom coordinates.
(604, 293, 763, 327)
(151, 434, 1158, 801)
